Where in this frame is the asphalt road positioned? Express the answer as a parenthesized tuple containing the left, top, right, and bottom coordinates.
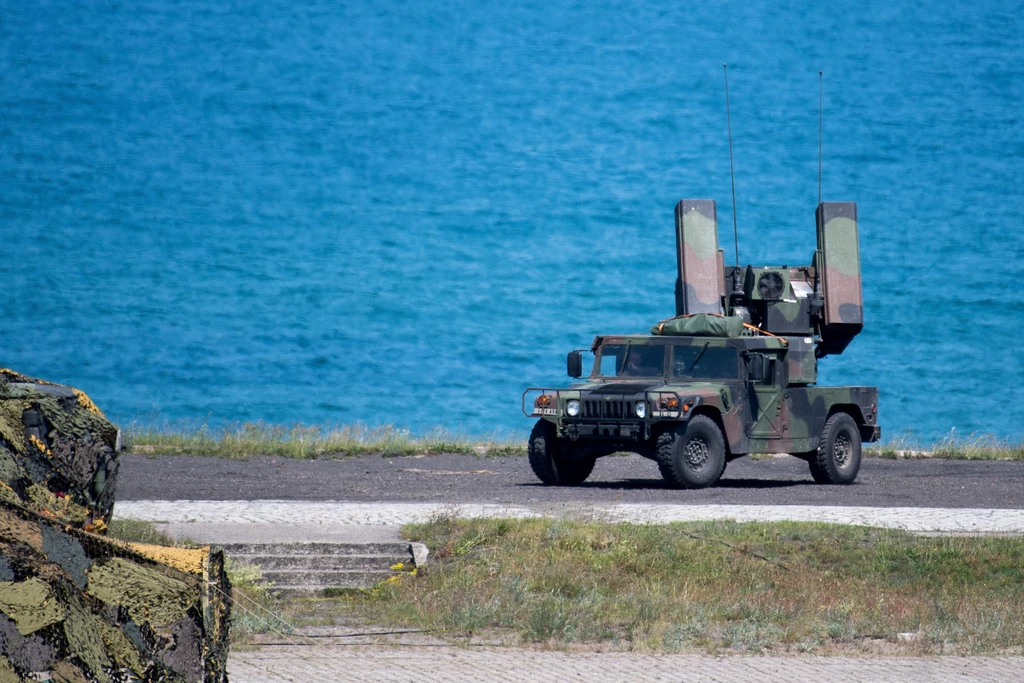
(116, 453, 1024, 509)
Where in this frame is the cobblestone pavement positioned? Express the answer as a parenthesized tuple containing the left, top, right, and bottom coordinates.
(228, 647, 1024, 682)
(115, 500, 1024, 534)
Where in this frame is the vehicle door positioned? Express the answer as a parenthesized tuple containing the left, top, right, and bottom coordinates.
(745, 352, 786, 439)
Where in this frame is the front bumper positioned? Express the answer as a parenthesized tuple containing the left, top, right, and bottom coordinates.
(565, 422, 644, 440)
(522, 388, 698, 441)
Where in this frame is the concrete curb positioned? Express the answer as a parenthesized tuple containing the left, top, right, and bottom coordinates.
(409, 542, 429, 568)
(119, 501, 1024, 535)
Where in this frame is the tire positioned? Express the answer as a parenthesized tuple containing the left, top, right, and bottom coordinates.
(808, 412, 862, 485)
(655, 415, 727, 489)
(527, 420, 595, 486)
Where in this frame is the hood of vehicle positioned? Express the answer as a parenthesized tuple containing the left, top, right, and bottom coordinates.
(661, 382, 733, 397)
(574, 381, 666, 394)
(573, 380, 735, 394)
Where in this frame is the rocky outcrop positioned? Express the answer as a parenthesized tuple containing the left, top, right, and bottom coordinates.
(0, 502, 230, 682)
(0, 369, 230, 682)
(0, 369, 120, 530)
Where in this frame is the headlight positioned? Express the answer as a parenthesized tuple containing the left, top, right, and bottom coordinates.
(635, 401, 646, 419)
(567, 400, 580, 417)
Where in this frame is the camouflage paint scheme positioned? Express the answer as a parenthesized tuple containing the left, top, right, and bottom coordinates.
(818, 202, 863, 326)
(674, 200, 725, 316)
(0, 501, 230, 682)
(526, 333, 879, 459)
(524, 199, 879, 470)
(0, 369, 231, 682)
(816, 202, 864, 356)
(0, 368, 120, 530)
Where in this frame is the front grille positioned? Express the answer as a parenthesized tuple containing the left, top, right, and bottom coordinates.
(583, 398, 634, 419)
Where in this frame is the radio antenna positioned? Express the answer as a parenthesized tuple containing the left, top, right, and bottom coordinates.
(724, 64, 739, 266)
(818, 70, 823, 206)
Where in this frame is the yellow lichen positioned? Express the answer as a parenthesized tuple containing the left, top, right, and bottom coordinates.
(84, 518, 107, 534)
(29, 434, 51, 456)
(0, 368, 33, 383)
(0, 369, 61, 387)
(126, 542, 209, 575)
(71, 389, 105, 417)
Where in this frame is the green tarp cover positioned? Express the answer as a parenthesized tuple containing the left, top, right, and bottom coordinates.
(651, 314, 745, 337)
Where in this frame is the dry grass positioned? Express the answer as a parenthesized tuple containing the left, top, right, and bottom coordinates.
(326, 517, 1024, 654)
(107, 518, 179, 546)
(867, 430, 1024, 461)
(123, 421, 1021, 462)
(124, 421, 527, 459)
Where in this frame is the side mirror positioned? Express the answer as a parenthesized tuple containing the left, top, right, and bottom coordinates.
(746, 353, 767, 382)
(567, 351, 583, 378)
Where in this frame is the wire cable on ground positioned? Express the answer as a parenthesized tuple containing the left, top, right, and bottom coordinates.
(205, 581, 355, 682)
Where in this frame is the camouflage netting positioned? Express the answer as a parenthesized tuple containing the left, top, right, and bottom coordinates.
(0, 369, 231, 682)
(0, 502, 230, 682)
(0, 369, 120, 531)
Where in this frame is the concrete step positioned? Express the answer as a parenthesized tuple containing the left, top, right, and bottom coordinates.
(229, 553, 409, 571)
(220, 540, 423, 593)
(260, 569, 395, 588)
(272, 584, 378, 598)
(221, 542, 411, 556)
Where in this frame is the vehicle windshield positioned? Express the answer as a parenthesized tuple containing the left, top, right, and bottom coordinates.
(671, 345, 739, 379)
(596, 344, 665, 378)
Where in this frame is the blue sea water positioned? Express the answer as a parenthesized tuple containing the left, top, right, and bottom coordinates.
(1, 0, 1022, 442)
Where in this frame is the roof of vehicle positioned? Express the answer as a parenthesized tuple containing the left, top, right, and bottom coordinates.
(592, 334, 790, 351)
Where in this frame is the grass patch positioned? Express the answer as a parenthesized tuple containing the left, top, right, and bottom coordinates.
(224, 557, 284, 640)
(123, 421, 1021, 462)
(321, 517, 1024, 654)
(124, 421, 527, 459)
(107, 518, 179, 546)
(867, 430, 1024, 461)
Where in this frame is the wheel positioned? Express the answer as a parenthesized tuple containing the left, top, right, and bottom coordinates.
(527, 420, 595, 486)
(808, 412, 862, 485)
(655, 415, 727, 489)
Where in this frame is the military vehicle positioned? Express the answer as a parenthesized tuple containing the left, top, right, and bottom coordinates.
(522, 200, 879, 488)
